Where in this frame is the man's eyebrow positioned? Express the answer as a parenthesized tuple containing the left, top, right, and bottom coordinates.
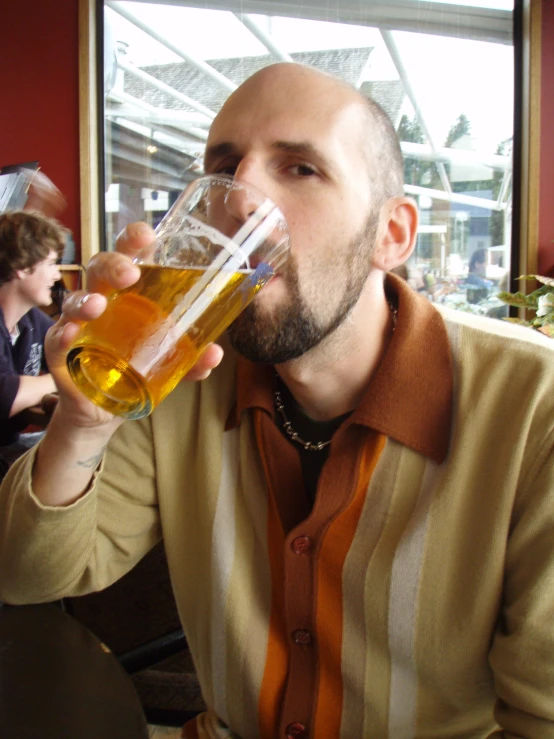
(204, 142, 238, 167)
(273, 141, 324, 161)
(204, 140, 325, 166)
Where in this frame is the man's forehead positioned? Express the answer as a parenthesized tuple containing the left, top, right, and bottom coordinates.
(206, 96, 368, 160)
(231, 62, 356, 104)
(211, 65, 364, 128)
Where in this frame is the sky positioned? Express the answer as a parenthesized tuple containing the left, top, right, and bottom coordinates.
(105, 1, 514, 152)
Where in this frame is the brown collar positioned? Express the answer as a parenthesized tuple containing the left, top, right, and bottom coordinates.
(226, 274, 453, 465)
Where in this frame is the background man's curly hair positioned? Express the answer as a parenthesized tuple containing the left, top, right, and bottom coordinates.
(0, 211, 67, 287)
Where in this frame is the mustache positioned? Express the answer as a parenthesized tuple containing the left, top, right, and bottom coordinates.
(273, 249, 296, 284)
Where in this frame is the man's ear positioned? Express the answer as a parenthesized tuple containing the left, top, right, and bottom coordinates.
(372, 197, 418, 272)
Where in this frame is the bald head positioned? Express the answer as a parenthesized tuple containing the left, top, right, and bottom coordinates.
(204, 64, 416, 364)
(210, 63, 404, 206)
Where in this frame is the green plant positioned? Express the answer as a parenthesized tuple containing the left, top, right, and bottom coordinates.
(497, 275, 554, 338)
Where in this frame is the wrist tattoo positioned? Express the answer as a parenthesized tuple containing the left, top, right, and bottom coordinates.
(76, 446, 107, 469)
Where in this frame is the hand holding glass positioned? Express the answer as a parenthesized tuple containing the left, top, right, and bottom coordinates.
(67, 175, 289, 419)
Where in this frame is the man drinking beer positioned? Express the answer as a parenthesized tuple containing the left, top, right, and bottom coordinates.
(1, 63, 553, 738)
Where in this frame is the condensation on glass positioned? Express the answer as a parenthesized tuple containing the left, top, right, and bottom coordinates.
(102, 0, 514, 318)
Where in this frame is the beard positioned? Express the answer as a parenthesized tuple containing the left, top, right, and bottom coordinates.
(227, 210, 379, 364)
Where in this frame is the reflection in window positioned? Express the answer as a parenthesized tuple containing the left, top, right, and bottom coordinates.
(103, 0, 514, 317)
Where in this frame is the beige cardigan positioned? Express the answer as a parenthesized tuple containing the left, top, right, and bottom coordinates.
(1, 283, 553, 739)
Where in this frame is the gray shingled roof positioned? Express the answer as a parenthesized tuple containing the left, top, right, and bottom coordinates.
(111, 48, 408, 189)
(360, 80, 406, 128)
(123, 47, 376, 116)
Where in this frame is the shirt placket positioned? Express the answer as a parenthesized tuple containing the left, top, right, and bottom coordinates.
(259, 412, 364, 739)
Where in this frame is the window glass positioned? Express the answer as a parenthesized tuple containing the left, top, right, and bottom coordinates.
(103, 0, 514, 317)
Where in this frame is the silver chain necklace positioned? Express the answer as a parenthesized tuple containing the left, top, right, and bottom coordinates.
(274, 389, 332, 451)
(274, 300, 398, 452)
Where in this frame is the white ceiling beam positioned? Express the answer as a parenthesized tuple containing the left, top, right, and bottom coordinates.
(405, 184, 504, 212)
(125, 0, 512, 45)
(149, 129, 203, 156)
(381, 29, 452, 196)
(496, 170, 512, 208)
(400, 142, 512, 172)
(108, 90, 209, 141)
(109, 144, 188, 178)
(107, 1, 237, 93)
(118, 58, 215, 120)
(106, 105, 210, 127)
(355, 48, 374, 90)
(109, 116, 203, 157)
(234, 13, 293, 62)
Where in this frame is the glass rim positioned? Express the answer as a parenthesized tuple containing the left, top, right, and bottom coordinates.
(184, 173, 280, 210)
(159, 173, 289, 241)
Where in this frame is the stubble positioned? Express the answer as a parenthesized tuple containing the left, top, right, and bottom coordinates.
(227, 211, 379, 364)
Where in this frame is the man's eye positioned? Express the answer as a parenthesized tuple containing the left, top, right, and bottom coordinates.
(212, 163, 237, 176)
(289, 163, 318, 177)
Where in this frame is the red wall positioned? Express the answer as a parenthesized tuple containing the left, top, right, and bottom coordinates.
(0, 0, 81, 250)
(539, 1, 554, 276)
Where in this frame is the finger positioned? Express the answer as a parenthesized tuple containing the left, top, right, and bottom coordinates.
(44, 320, 125, 428)
(85, 252, 141, 295)
(84, 222, 154, 294)
(115, 222, 156, 258)
(44, 321, 83, 378)
(48, 293, 106, 371)
(60, 291, 108, 324)
(44, 319, 100, 406)
(184, 343, 224, 381)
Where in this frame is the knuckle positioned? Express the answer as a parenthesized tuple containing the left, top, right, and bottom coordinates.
(62, 291, 84, 311)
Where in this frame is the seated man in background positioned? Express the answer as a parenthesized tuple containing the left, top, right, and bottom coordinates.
(0, 211, 65, 469)
(466, 247, 493, 290)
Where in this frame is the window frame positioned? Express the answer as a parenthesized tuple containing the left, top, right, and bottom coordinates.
(80, 0, 534, 289)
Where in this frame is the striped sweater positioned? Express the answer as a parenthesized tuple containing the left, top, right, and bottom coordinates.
(1, 277, 553, 738)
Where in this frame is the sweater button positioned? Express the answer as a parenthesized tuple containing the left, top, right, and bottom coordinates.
(292, 629, 312, 646)
(291, 535, 311, 554)
(285, 722, 307, 738)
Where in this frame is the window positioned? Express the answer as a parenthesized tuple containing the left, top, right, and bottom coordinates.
(101, 0, 515, 317)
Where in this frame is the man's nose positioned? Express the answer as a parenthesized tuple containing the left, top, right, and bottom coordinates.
(223, 181, 263, 223)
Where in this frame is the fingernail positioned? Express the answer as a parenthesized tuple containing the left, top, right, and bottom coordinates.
(115, 261, 139, 278)
(76, 293, 92, 309)
(125, 222, 152, 239)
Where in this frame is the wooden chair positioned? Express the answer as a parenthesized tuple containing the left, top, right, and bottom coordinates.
(64, 541, 205, 727)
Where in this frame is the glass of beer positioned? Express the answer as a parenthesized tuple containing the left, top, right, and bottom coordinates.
(66, 175, 289, 419)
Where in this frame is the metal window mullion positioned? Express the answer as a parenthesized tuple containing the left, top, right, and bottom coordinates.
(380, 29, 452, 196)
(106, 105, 210, 127)
(108, 90, 209, 140)
(125, 0, 512, 45)
(235, 13, 293, 62)
(400, 142, 511, 173)
(405, 184, 504, 212)
(118, 58, 215, 120)
(496, 169, 513, 208)
(107, 1, 237, 93)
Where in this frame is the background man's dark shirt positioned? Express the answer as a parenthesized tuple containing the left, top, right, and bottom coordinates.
(0, 306, 53, 445)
